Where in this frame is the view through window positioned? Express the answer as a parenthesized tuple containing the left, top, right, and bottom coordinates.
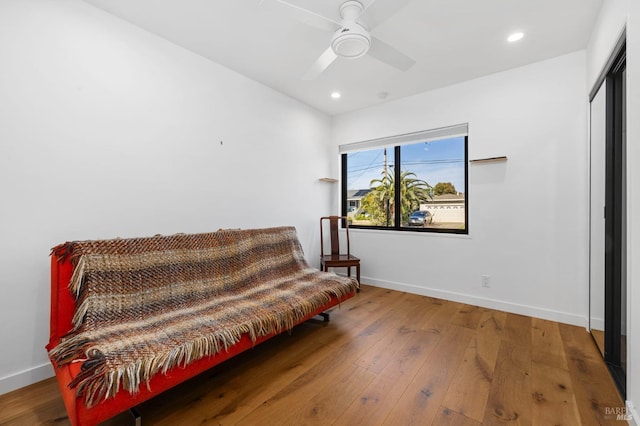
(342, 128, 467, 234)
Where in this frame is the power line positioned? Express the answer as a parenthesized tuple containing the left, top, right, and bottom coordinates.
(347, 159, 464, 174)
(349, 150, 383, 183)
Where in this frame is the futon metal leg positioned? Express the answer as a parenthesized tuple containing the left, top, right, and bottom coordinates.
(319, 312, 330, 322)
(130, 407, 141, 426)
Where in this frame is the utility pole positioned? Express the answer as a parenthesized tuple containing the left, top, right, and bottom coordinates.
(383, 148, 389, 226)
(383, 147, 387, 174)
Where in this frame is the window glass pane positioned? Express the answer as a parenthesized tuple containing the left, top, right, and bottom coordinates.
(400, 137, 466, 231)
(345, 148, 394, 228)
(342, 130, 468, 234)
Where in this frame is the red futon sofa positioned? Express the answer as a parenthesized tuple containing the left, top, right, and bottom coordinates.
(46, 226, 358, 425)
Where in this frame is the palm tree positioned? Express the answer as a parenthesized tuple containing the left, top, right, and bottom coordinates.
(361, 168, 432, 226)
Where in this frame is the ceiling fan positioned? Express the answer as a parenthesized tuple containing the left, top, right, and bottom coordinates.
(260, 0, 416, 80)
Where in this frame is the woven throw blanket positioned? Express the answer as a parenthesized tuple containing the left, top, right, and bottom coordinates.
(49, 226, 358, 407)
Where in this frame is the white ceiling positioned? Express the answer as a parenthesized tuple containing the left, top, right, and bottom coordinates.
(83, 0, 603, 116)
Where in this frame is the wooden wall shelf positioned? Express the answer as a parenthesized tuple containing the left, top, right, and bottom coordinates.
(319, 177, 338, 183)
(469, 156, 507, 164)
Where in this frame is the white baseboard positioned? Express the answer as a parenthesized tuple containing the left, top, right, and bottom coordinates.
(590, 317, 605, 331)
(0, 363, 54, 396)
(627, 401, 639, 426)
(360, 276, 588, 328)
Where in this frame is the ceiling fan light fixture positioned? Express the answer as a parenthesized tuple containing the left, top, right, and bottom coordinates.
(331, 23, 371, 59)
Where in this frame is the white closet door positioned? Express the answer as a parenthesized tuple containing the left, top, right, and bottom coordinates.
(589, 81, 606, 337)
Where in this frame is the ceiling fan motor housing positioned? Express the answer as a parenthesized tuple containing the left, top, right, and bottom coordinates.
(331, 23, 371, 59)
(332, 0, 370, 59)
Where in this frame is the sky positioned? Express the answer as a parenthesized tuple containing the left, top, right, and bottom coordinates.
(346, 136, 466, 193)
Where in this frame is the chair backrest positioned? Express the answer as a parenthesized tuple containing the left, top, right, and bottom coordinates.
(320, 216, 350, 257)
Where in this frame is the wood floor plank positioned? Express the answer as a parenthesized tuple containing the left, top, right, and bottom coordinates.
(474, 309, 507, 377)
(441, 311, 504, 424)
(441, 336, 492, 422)
(482, 339, 532, 424)
(502, 312, 532, 347)
(451, 303, 487, 330)
(532, 317, 569, 370)
(475, 309, 507, 368)
(433, 407, 483, 426)
(339, 377, 409, 426)
(591, 329, 605, 357)
(530, 362, 581, 426)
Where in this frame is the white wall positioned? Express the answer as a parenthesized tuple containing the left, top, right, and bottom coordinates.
(0, 0, 332, 394)
(333, 51, 589, 326)
(587, 0, 640, 421)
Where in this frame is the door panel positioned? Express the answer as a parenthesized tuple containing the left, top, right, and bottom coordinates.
(589, 81, 606, 356)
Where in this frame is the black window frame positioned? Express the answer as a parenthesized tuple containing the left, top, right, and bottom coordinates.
(341, 135, 468, 235)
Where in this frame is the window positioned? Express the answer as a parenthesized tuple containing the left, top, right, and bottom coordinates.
(341, 124, 468, 234)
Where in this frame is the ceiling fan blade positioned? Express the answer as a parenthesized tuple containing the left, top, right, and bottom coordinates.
(260, 0, 340, 33)
(302, 47, 338, 80)
(361, 0, 413, 30)
(368, 36, 415, 72)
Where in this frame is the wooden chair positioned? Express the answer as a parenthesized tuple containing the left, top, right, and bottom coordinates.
(320, 216, 360, 288)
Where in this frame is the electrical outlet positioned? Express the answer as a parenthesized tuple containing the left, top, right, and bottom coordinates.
(481, 275, 491, 288)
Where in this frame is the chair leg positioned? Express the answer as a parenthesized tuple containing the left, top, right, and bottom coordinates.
(347, 267, 351, 277)
(356, 265, 361, 292)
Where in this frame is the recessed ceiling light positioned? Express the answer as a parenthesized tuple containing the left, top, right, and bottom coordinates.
(507, 32, 524, 43)
(331, 91, 341, 99)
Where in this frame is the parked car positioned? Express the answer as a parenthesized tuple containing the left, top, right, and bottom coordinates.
(408, 210, 433, 226)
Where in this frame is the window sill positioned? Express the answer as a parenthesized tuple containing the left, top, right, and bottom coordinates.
(345, 227, 472, 240)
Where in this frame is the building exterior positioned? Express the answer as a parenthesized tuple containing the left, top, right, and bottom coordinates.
(346, 189, 371, 214)
(420, 193, 465, 224)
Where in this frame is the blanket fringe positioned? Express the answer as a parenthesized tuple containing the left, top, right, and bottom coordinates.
(71, 292, 91, 331)
(51, 243, 74, 262)
(48, 335, 92, 366)
(68, 256, 86, 298)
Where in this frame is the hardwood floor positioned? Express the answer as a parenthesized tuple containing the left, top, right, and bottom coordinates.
(591, 329, 605, 357)
(0, 285, 624, 425)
